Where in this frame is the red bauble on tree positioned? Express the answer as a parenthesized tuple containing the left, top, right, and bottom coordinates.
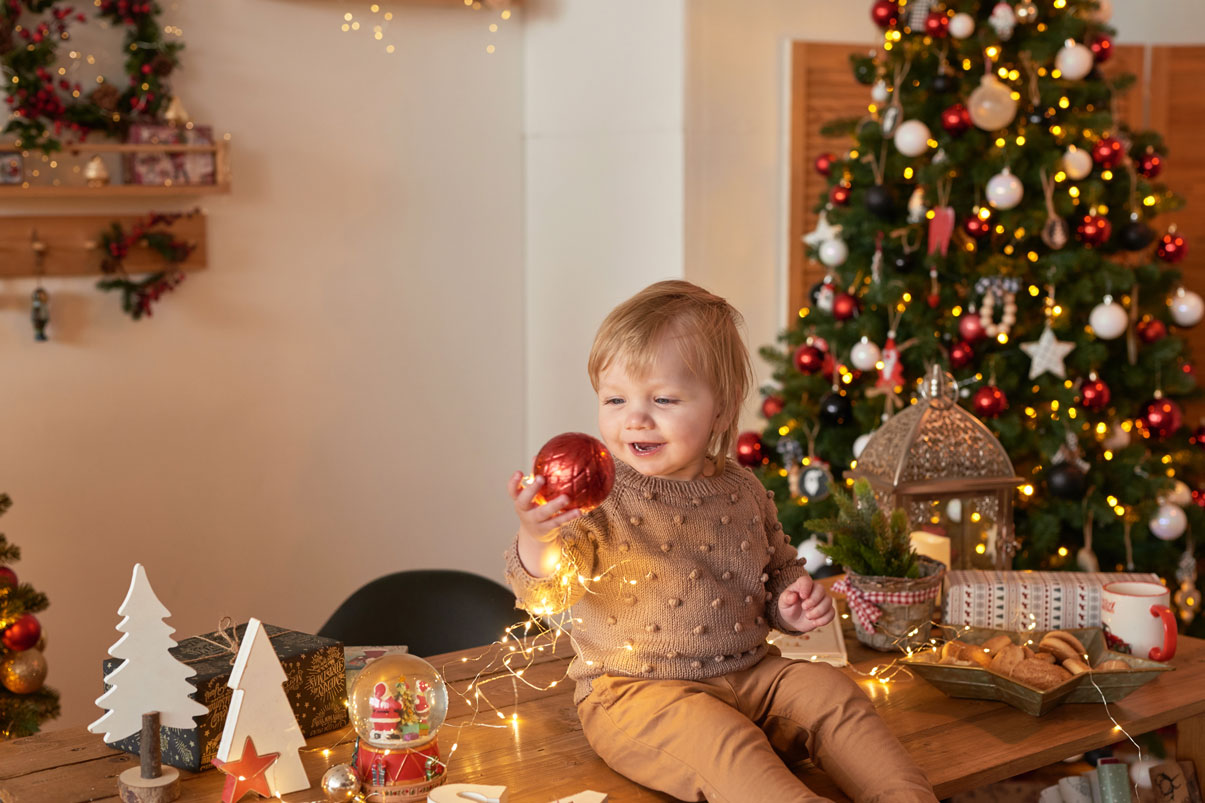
(940, 103, 971, 136)
(959, 313, 987, 343)
(532, 432, 615, 513)
(1092, 136, 1125, 168)
(736, 431, 766, 467)
(1079, 375, 1111, 411)
(761, 395, 785, 418)
(814, 152, 837, 177)
(1136, 397, 1183, 440)
(1088, 32, 1113, 63)
(1076, 213, 1112, 247)
(1, 612, 41, 652)
(0, 566, 16, 588)
(870, 0, 899, 29)
(964, 215, 991, 239)
(1137, 317, 1168, 344)
(793, 343, 825, 374)
(1157, 230, 1188, 263)
(924, 11, 949, 37)
(972, 385, 1007, 418)
(1136, 150, 1163, 179)
(950, 341, 974, 369)
(832, 292, 860, 321)
(829, 183, 852, 206)
(1192, 423, 1205, 450)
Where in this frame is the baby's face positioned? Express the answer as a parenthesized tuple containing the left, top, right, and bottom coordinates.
(596, 336, 718, 482)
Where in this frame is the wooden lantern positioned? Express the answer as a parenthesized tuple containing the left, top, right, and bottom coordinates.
(848, 366, 1022, 570)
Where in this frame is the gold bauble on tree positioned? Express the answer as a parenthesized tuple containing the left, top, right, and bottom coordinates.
(1, 647, 47, 694)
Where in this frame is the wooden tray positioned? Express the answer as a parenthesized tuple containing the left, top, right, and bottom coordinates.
(901, 627, 1173, 716)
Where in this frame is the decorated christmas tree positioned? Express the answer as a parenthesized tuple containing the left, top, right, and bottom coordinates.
(749, 0, 1204, 632)
(0, 495, 60, 738)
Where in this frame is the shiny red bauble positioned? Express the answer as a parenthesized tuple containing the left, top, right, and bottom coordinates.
(829, 183, 852, 206)
(964, 216, 991, 239)
(924, 11, 949, 37)
(871, 0, 899, 29)
(1192, 423, 1205, 449)
(1079, 376, 1111, 411)
(1076, 214, 1112, 247)
(1092, 136, 1125, 168)
(1, 613, 41, 652)
(736, 431, 766, 467)
(950, 340, 974, 369)
(1136, 397, 1183, 440)
(793, 343, 825, 374)
(1137, 317, 1168, 344)
(1157, 231, 1188, 263)
(814, 152, 837, 177)
(972, 385, 1007, 418)
(1136, 150, 1163, 179)
(761, 395, 785, 418)
(959, 313, 987, 343)
(1089, 33, 1113, 63)
(832, 292, 860, 321)
(532, 432, 615, 513)
(0, 566, 15, 588)
(940, 103, 971, 136)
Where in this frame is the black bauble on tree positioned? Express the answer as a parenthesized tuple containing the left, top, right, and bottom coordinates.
(892, 252, 915, 273)
(865, 184, 896, 218)
(1047, 462, 1087, 499)
(818, 391, 853, 426)
(1119, 218, 1155, 251)
(932, 71, 957, 94)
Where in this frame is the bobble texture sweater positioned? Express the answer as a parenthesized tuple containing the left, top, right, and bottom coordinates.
(504, 460, 809, 704)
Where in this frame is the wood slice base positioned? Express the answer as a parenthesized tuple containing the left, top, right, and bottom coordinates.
(118, 765, 180, 803)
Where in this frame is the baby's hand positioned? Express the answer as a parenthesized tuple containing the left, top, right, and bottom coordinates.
(777, 573, 835, 634)
(508, 471, 582, 543)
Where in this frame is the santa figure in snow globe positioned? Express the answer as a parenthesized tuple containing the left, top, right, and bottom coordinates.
(348, 653, 449, 800)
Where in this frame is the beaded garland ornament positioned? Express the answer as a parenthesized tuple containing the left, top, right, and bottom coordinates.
(975, 277, 1019, 340)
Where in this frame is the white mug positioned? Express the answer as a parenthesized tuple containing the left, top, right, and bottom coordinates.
(1101, 581, 1178, 662)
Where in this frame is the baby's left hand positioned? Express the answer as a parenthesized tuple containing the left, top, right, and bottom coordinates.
(777, 573, 835, 634)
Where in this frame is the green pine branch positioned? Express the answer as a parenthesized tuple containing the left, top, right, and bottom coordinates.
(808, 479, 919, 578)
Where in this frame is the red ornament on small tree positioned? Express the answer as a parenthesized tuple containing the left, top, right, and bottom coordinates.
(1136, 397, 1183, 441)
(924, 11, 949, 37)
(814, 152, 837, 177)
(870, 0, 899, 29)
(940, 103, 971, 136)
(1136, 150, 1163, 179)
(964, 216, 991, 239)
(761, 395, 785, 418)
(950, 341, 974, 369)
(1092, 136, 1125, 168)
(1088, 33, 1113, 63)
(959, 313, 986, 343)
(1079, 375, 1111, 411)
(0, 566, 15, 588)
(532, 433, 615, 513)
(832, 292, 860, 321)
(972, 385, 1007, 418)
(1076, 214, 1112, 247)
(736, 432, 766, 467)
(830, 183, 852, 206)
(1157, 230, 1188, 263)
(1, 612, 41, 652)
(793, 343, 825, 374)
(1137, 317, 1167, 344)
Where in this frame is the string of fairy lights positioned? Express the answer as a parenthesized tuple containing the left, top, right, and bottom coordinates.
(338, 2, 514, 55)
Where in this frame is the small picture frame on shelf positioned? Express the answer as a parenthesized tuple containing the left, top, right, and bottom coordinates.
(0, 153, 23, 184)
(124, 124, 215, 186)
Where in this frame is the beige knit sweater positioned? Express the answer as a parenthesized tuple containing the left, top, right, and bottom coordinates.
(504, 460, 809, 704)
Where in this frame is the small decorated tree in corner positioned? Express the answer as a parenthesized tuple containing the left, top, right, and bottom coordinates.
(809, 479, 942, 651)
(0, 494, 60, 739)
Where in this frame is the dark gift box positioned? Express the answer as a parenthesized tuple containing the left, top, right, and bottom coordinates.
(101, 622, 349, 771)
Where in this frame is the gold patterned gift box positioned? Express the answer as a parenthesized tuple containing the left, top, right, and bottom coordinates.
(100, 622, 349, 772)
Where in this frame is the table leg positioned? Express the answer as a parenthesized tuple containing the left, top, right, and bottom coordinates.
(1177, 711, 1205, 782)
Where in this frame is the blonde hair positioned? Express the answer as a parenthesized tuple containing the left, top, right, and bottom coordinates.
(588, 280, 753, 471)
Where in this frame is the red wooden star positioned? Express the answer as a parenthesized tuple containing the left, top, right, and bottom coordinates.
(212, 735, 280, 802)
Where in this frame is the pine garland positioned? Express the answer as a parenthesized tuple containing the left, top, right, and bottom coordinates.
(95, 209, 196, 320)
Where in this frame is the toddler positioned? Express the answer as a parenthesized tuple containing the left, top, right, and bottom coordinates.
(504, 280, 937, 803)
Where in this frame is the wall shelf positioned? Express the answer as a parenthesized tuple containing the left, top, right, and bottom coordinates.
(0, 141, 231, 197)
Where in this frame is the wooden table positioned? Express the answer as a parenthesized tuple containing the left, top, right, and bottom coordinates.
(4, 631, 1205, 803)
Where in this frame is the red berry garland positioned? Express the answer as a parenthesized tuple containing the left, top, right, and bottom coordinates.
(96, 209, 199, 320)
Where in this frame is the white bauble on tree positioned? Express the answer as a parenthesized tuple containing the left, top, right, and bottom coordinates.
(986, 168, 1024, 210)
(1063, 146, 1093, 180)
(893, 120, 932, 157)
(1089, 296, 1128, 340)
(797, 536, 830, 573)
(850, 338, 881, 371)
(852, 432, 873, 460)
(1150, 504, 1188, 540)
(948, 12, 975, 39)
(819, 238, 849, 268)
(1170, 288, 1204, 327)
(1055, 41, 1095, 80)
(1161, 480, 1193, 507)
(871, 79, 889, 104)
(969, 75, 1018, 131)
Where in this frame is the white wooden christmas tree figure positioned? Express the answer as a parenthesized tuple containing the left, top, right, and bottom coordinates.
(214, 617, 309, 797)
(88, 563, 208, 743)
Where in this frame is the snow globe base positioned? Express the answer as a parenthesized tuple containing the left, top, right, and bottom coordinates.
(354, 740, 446, 801)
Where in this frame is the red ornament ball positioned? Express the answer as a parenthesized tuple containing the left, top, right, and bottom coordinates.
(0, 567, 15, 588)
(1136, 397, 1183, 440)
(964, 216, 991, 239)
(532, 432, 615, 513)
(1089, 32, 1113, 63)
(972, 385, 1007, 418)
(870, 0, 899, 29)
(793, 343, 825, 374)
(924, 11, 949, 37)
(1192, 424, 1205, 449)
(1157, 231, 1188, 263)
(927, 292, 941, 309)
(1092, 136, 1125, 168)
(829, 183, 852, 206)
(832, 292, 860, 321)
(1137, 317, 1168, 344)
(950, 340, 975, 369)
(1076, 214, 1112, 247)
(1079, 376, 1111, 411)
(814, 152, 837, 177)
(761, 395, 785, 419)
(1, 613, 41, 652)
(736, 431, 766, 467)
(940, 103, 971, 136)
(959, 313, 987, 343)
(1136, 150, 1163, 179)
